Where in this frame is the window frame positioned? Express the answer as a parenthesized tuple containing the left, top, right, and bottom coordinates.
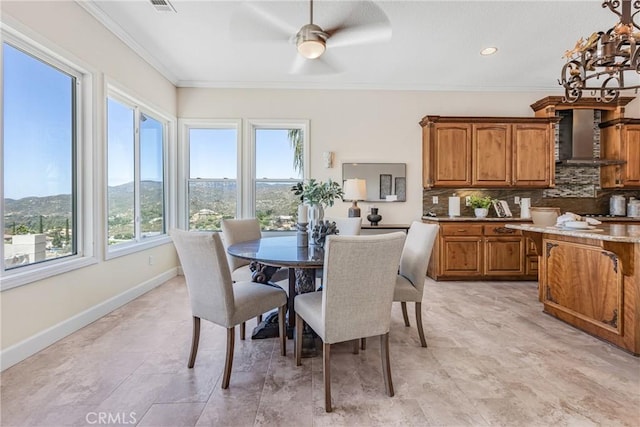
(178, 119, 243, 229)
(246, 119, 310, 230)
(178, 119, 309, 232)
(0, 27, 96, 291)
(104, 83, 174, 259)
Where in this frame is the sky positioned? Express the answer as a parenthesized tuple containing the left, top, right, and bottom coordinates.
(3, 43, 73, 200)
(3, 42, 301, 201)
(189, 128, 301, 180)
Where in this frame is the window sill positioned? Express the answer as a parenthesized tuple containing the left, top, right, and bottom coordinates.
(1, 256, 99, 291)
(105, 235, 172, 260)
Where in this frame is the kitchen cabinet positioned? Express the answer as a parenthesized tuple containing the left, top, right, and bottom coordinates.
(421, 116, 556, 188)
(600, 119, 640, 188)
(422, 122, 472, 187)
(427, 221, 535, 280)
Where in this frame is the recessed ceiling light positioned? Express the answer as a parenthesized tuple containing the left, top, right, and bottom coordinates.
(480, 47, 498, 56)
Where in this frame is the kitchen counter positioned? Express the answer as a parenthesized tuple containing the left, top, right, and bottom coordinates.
(506, 223, 640, 243)
(507, 222, 640, 355)
(422, 216, 532, 222)
(422, 215, 640, 223)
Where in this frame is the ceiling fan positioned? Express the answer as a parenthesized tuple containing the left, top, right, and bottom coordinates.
(230, 0, 392, 74)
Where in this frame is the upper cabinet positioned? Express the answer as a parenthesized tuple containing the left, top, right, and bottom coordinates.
(421, 116, 557, 189)
(600, 119, 640, 188)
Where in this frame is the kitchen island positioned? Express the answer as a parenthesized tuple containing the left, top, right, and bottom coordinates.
(506, 223, 640, 355)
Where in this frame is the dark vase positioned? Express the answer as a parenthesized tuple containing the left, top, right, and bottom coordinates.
(367, 208, 382, 226)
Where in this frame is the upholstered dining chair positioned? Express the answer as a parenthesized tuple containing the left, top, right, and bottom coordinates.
(294, 232, 405, 412)
(394, 221, 439, 347)
(170, 229, 287, 389)
(220, 218, 262, 283)
(325, 217, 362, 236)
(220, 218, 286, 338)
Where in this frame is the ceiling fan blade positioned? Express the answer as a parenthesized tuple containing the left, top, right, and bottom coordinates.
(326, 23, 392, 48)
(325, 1, 391, 48)
(230, 2, 298, 42)
(290, 54, 340, 75)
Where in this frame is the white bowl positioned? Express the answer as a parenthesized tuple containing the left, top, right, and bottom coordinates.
(564, 220, 590, 229)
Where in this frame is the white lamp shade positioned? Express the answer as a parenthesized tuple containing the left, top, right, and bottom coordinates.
(343, 178, 367, 201)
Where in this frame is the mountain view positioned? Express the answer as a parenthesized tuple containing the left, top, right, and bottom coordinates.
(4, 180, 301, 260)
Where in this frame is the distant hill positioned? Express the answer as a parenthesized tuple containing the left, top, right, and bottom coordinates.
(4, 180, 300, 233)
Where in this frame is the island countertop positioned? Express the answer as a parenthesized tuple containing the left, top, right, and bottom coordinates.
(422, 216, 532, 222)
(505, 223, 640, 243)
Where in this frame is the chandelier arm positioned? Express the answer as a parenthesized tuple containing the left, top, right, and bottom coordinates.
(631, 8, 640, 30)
(603, 0, 624, 21)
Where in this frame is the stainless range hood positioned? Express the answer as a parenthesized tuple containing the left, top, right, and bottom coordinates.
(557, 109, 625, 165)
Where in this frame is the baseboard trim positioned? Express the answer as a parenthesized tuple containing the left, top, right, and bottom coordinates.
(1, 268, 177, 371)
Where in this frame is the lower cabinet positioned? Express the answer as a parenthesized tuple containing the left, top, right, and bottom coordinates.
(427, 221, 536, 280)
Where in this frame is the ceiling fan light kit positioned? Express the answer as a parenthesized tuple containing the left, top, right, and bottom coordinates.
(296, 23, 327, 59)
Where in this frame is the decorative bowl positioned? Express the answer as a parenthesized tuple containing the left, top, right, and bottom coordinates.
(530, 207, 561, 226)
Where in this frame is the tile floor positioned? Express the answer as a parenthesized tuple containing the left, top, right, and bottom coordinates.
(1, 276, 639, 426)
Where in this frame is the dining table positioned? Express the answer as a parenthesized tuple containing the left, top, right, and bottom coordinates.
(227, 235, 325, 355)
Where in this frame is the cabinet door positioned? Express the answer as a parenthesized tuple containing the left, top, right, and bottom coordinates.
(440, 236, 483, 277)
(600, 124, 623, 188)
(432, 123, 472, 186)
(622, 124, 640, 186)
(484, 237, 525, 275)
(472, 124, 511, 186)
(512, 124, 552, 187)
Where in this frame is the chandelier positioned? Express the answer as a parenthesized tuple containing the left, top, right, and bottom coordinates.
(559, 0, 640, 103)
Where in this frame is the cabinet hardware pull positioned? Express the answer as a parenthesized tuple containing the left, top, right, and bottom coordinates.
(457, 229, 467, 232)
(494, 227, 515, 234)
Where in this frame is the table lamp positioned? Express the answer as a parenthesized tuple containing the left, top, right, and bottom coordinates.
(343, 178, 367, 217)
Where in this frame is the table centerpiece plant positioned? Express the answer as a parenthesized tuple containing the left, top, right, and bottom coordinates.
(291, 179, 344, 241)
(468, 195, 494, 218)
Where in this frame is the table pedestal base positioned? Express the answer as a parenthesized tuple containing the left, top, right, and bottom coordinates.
(249, 267, 318, 357)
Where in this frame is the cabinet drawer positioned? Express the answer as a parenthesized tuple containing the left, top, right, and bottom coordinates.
(484, 224, 523, 236)
(440, 224, 483, 236)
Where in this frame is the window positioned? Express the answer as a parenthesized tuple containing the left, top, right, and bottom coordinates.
(180, 119, 308, 232)
(186, 125, 239, 231)
(252, 125, 306, 231)
(106, 91, 168, 252)
(2, 40, 82, 277)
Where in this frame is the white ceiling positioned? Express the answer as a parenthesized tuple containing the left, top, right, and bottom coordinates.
(80, 0, 622, 92)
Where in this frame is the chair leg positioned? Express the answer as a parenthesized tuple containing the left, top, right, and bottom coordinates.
(323, 343, 332, 412)
(415, 302, 427, 348)
(240, 321, 246, 340)
(352, 339, 360, 354)
(187, 316, 201, 368)
(222, 327, 235, 389)
(360, 338, 366, 350)
(295, 313, 303, 366)
(278, 305, 286, 357)
(401, 302, 410, 327)
(380, 333, 394, 397)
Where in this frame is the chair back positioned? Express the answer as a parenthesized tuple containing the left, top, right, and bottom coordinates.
(220, 218, 262, 272)
(325, 217, 362, 236)
(171, 229, 235, 326)
(321, 232, 405, 344)
(399, 221, 439, 295)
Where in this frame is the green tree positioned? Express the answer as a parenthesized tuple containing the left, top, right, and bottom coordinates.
(288, 129, 304, 174)
(15, 224, 31, 235)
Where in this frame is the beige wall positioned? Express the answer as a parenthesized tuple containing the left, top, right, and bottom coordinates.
(1, 1, 179, 353)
